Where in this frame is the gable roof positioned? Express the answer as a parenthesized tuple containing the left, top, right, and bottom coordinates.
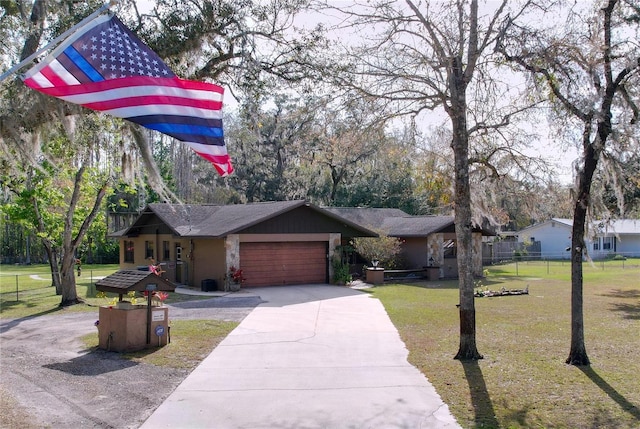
(95, 270, 176, 294)
(325, 207, 457, 237)
(518, 218, 640, 236)
(322, 207, 410, 228)
(517, 218, 573, 235)
(593, 219, 640, 235)
(114, 200, 378, 238)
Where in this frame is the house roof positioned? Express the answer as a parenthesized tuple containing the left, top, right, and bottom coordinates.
(519, 218, 640, 235)
(324, 207, 458, 237)
(113, 200, 378, 238)
(95, 270, 176, 294)
(381, 216, 456, 237)
(593, 219, 640, 235)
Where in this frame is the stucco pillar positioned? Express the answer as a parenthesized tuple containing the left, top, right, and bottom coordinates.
(328, 233, 341, 282)
(427, 233, 444, 265)
(225, 234, 240, 273)
(427, 233, 444, 279)
(472, 232, 483, 277)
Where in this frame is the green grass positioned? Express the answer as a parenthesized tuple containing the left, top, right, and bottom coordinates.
(80, 319, 239, 369)
(3, 260, 639, 427)
(0, 264, 120, 318)
(2, 264, 240, 371)
(0, 264, 211, 319)
(371, 259, 640, 429)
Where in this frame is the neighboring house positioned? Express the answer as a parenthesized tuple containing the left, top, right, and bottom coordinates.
(516, 218, 640, 260)
(324, 207, 488, 279)
(112, 200, 377, 288)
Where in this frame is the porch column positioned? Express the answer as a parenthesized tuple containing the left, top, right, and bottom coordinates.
(427, 233, 444, 265)
(328, 233, 341, 282)
(472, 232, 483, 277)
(225, 234, 240, 273)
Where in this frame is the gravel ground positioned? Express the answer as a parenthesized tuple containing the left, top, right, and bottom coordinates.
(0, 295, 263, 429)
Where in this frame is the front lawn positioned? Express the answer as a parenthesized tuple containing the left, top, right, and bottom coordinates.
(0, 264, 208, 319)
(371, 259, 640, 429)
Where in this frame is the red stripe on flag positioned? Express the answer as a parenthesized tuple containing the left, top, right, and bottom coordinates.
(195, 152, 234, 176)
(81, 95, 222, 112)
(37, 65, 70, 88)
(28, 76, 223, 97)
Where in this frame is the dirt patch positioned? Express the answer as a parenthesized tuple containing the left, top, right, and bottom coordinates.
(0, 296, 262, 429)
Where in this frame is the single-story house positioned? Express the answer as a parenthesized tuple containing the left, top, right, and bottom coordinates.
(112, 200, 377, 288)
(324, 207, 488, 279)
(516, 218, 640, 259)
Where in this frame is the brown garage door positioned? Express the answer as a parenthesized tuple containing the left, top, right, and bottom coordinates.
(239, 242, 328, 287)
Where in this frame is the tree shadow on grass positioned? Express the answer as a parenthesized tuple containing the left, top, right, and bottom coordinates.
(599, 289, 640, 320)
(578, 366, 640, 421)
(0, 307, 62, 333)
(609, 302, 640, 320)
(460, 360, 501, 428)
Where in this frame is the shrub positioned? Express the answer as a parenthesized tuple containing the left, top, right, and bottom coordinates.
(351, 230, 402, 268)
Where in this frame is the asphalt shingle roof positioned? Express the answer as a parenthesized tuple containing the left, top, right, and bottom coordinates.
(95, 270, 176, 294)
(148, 200, 307, 237)
(325, 207, 455, 237)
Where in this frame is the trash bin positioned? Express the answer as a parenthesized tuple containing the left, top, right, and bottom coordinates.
(201, 279, 217, 292)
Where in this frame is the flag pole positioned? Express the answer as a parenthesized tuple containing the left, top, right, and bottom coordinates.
(0, 0, 118, 83)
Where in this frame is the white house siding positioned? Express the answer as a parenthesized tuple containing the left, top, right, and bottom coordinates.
(519, 219, 640, 260)
(518, 220, 573, 260)
(616, 234, 640, 257)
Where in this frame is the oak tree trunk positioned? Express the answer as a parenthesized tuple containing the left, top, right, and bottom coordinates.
(566, 132, 600, 366)
(449, 55, 483, 361)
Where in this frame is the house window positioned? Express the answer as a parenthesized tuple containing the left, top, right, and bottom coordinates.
(163, 241, 170, 261)
(145, 241, 154, 259)
(593, 239, 600, 251)
(124, 241, 134, 263)
(443, 239, 457, 258)
(175, 244, 182, 261)
(602, 236, 614, 250)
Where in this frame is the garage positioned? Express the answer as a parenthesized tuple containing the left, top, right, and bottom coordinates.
(240, 241, 328, 287)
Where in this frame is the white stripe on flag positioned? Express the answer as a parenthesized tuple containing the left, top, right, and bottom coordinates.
(184, 141, 230, 156)
(54, 85, 223, 105)
(49, 60, 82, 85)
(103, 104, 223, 120)
(24, 72, 54, 88)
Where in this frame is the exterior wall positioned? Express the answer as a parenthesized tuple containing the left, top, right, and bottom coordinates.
(401, 237, 428, 268)
(119, 233, 182, 269)
(191, 238, 226, 289)
(390, 232, 483, 279)
(520, 220, 640, 260)
(590, 234, 640, 259)
(119, 235, 192, 285)
(518, 221, 572, 260)
(616, 234, 640, 257)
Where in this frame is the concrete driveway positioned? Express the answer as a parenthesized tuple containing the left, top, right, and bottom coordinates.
(141, 284, 460, 429)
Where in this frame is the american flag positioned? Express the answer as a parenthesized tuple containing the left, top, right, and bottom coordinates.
(22, 13, 233, 177)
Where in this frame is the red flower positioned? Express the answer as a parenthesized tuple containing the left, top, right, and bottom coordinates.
(155, 291, 169, 301)
(229, 266, 246, 284)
